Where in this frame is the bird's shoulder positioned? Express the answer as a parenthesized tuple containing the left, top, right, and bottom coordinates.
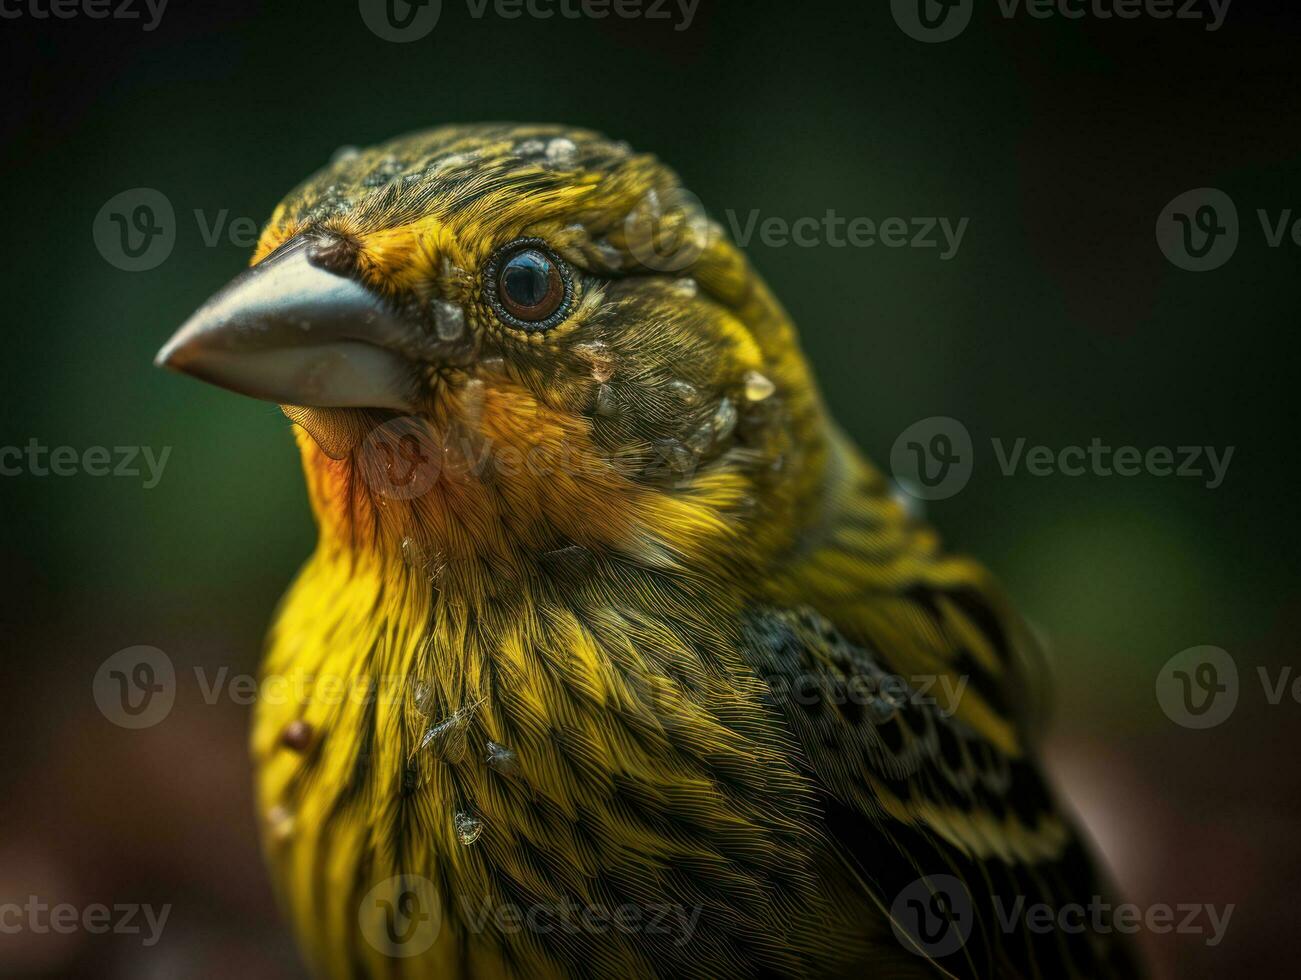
(734, 431, 1141, 977)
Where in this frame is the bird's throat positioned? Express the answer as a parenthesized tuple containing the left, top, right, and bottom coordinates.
(288, 376, 758, 583)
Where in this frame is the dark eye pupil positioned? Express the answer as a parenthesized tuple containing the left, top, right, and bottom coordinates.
(502, 250, 552, 307)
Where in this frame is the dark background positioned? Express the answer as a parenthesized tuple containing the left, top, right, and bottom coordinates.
(2, 1, 1298, 977)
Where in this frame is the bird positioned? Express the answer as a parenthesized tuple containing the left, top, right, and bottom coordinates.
(157, 123, 1140, 979)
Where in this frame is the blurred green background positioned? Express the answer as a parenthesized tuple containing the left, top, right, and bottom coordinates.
(2, 1, 1298, 977)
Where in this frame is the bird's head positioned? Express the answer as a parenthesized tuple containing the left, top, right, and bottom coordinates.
(159, 125, 830, 581)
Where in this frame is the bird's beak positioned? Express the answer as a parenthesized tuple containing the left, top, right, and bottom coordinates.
(155, 235, 423, 412)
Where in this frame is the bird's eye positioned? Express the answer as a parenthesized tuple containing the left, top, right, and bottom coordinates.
(485, 239, 573, 332)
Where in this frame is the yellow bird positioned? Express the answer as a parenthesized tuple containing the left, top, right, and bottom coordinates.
(158, 124, 1139, 979)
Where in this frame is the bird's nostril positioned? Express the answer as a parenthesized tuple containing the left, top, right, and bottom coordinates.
(304, 232, 359, 275)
